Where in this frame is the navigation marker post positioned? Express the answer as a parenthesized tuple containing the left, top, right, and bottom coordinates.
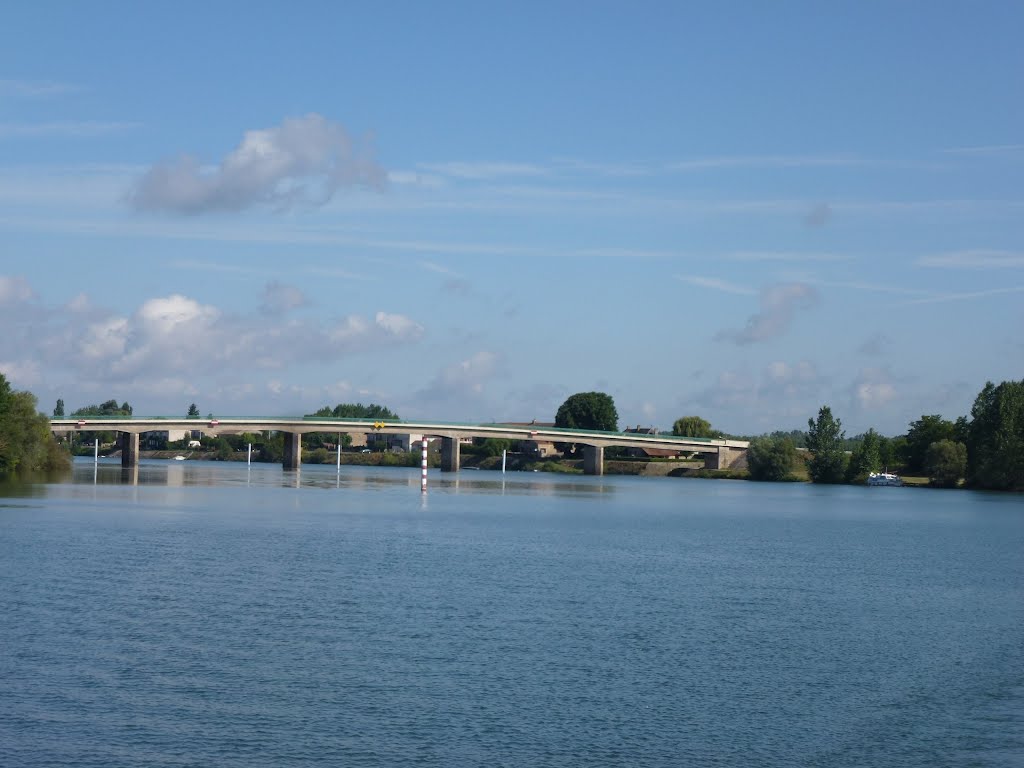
(94, 438, 99, 465)
(421, 437, 428, 493)
(247, 443, 252, 466)
(502, 449, 507, 474)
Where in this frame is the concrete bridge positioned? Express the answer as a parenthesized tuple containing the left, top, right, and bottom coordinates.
(50, 417, 749, 475)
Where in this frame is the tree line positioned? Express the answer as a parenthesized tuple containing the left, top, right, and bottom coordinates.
(745, 380, 1024, 491)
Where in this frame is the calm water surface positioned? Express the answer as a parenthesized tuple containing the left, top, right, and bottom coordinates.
(1, 459, 1022, 767)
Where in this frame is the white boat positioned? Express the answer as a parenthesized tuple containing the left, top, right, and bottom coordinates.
(867, 471, 902, 487)
(173, 455, 186, 461)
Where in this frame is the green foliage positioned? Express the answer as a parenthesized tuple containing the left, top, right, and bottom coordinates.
(672, 416, 713, 438)
(187, 403, 200, 418)
(966, 380, 1024, 490)
(555, 392, 618, 432)
(309, 403, 400, 419)
(925, 440, 967, 488)
(478, 438, 511, 457)
(806, 405, 847, 484)
(904, 415, 956, 475)
(845, 429, 882, 483)
(72, 399, 133, 417)
(53, 399, 65, 418)
(746, 436, 797, 481)
(0, 375, 71, 475)
(554, 391, 618, 456)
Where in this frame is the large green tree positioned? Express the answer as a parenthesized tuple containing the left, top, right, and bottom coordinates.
(806, 405, 846, 483)
(555, 392, 618, 432)
(187, 403, 200, 418)
(904, 415, 956, 475)
(53, 399, 65, 418)
(0, 375, 70, 474)
(554, 392, 618, 456)
(966, 380, 1024, 490)
(845, 429, 882, 483)
(672, 416, 715, 438)
(925, 439, 967, 488)
(746, 436, 797, 481)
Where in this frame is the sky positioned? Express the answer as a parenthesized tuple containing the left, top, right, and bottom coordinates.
(1, 2, 1021, 436)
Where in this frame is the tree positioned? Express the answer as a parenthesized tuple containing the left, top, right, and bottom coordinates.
(187, 403, 200, 418)
(309, 403, 400, 419)
(925, 440, 967, 488)
(747, 436, 797, 481)
(53, 399, 65, 418)
(806, 405, 846, 483)
(0, 374, 70, 475)
(554, 392, 618, 456)
(845, 429, 882, 483)
(966, 380, 1024, 491)
(672, 416, 714, 438)
(72, 400, 132, 417)
(555, 392, 618, 432)
(904, 415, 956, 475)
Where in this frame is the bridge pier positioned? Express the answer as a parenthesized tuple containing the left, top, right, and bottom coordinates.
(441, 437, 460, 472)
(119, 432, 139, 468)
(283, 432, 302, 470)
(583, 445, 604, 475)
(704, 446, 746, 470)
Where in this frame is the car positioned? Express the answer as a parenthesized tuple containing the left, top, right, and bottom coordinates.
(360, 448, 371, 453)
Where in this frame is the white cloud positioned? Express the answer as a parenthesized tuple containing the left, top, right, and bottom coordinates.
(0, 359, 41, 387)
(374, 312, 423, 339)
(916, 249, 1024, 268)
(130, 113, 385, 214)
(851, 368, 898, 410)
(0, 278, 425, 406)
(675, 274, 756, 295)
(716, 282, 817, 345)
(0, 276, 34, 304)
(418, 351, 502, 408)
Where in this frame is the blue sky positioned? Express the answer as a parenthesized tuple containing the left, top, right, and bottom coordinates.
(1, 2, 1021, 436)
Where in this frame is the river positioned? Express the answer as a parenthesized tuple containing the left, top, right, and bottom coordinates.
(1, 458, 1022, 767)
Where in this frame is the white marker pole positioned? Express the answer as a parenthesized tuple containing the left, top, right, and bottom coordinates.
(421, 437, 428, 493)
(337, 433, 342, 472)
(94, 438, 99, 465)
(502, 449, 507, 474)
(247, 443, 252, 466)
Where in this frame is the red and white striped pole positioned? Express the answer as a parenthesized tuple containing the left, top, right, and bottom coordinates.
(421, 437, 428, 493)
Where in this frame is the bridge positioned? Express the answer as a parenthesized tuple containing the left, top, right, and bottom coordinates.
(50, 417, 749, 475)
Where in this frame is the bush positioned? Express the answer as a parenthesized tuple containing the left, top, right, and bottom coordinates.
(747, 436, 797, 481)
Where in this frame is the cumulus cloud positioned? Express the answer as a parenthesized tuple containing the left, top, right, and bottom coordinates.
(686, 360, 826, 430)
(130, 113, 385, 214)
(0, 276, 424, 402)
(417, 351, 502, 412)
(850, 368, 898, 410)
(260, 281, 308, 315)
(0, 275, 34, 304)
(716, 282, 817, 345)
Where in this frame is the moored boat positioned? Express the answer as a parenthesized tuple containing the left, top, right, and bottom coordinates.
(867, 471, 902, 487)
